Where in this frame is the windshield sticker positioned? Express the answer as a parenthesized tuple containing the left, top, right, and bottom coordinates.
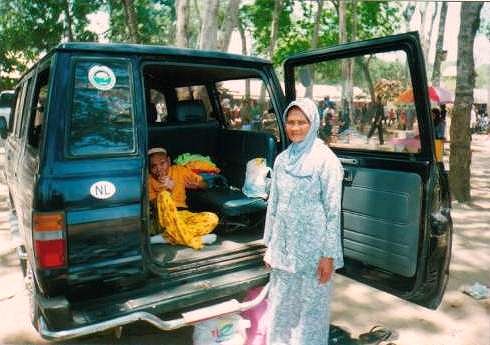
(90, 181, 116, 199)
(88, 65, 116, 91)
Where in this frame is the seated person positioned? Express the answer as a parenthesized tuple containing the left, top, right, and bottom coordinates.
(148, 147, 218, 249)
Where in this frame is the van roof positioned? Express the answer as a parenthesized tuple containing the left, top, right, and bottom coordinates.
(56, 42, 271, 65)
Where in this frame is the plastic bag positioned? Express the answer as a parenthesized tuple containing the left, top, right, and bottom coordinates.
(241, 286, 269, 345)
(193, 314, 250, 345)
(242, 158, 271, 199)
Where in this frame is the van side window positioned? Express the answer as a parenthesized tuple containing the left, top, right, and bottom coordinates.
(68, 61, 134, 156)
(12, 82, 29, 138)
(27, 68, 50, 149)
(294, 50, 420, 154)
(217, 78, 280, 141)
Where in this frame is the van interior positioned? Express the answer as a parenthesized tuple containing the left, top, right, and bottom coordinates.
(143, 63, 281, 269)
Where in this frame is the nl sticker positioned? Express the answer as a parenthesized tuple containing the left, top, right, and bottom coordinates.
(88, 65, 116, 91)
(90, 181, 116, 199)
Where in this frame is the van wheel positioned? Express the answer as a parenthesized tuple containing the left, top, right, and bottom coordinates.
(25, 265, 41, 331)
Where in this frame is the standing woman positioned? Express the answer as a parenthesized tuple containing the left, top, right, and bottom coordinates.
(264, 98, 344, 345)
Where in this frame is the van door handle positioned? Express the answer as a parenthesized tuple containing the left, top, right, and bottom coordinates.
(343, 170, 353, 183)
(339, 158, 359, 166)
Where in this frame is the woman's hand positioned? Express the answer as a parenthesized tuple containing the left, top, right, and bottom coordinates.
(316, 257, 334, 285)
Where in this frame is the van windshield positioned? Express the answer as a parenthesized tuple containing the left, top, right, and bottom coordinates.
(68, 61, 134, 156)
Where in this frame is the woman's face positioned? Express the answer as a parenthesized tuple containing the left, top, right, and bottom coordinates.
(285, 107, 311, 143)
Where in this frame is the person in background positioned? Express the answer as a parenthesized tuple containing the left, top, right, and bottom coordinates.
(470, 105, 477, 133)
(439, 104, 447, 139)
(367, 96, 385, 145)
(263, 98, 344, 345)
(148, 147, 218, 249)
(432, 107, 446, 140)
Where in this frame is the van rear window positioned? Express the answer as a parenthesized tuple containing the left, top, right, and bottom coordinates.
(68, 61, 134, 156)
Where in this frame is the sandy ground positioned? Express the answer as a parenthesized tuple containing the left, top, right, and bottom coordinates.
(330, 134, 490, 345)
(0, 135, 488, 345)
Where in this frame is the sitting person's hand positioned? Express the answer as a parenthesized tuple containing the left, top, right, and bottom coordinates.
(159, 176, 175, 191)
(187, 179, 207, 189)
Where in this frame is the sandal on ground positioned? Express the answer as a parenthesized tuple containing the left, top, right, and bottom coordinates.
(358, 325, 392, 345)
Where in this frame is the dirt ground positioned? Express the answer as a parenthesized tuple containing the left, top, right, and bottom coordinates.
(0, 135, 488, 345)
(330, 134, 490, 345)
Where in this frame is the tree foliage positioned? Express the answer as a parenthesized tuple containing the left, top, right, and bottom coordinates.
(0, 0, 101, 76)
(241, 0, 401, 68)
(107, 0, 175, 44)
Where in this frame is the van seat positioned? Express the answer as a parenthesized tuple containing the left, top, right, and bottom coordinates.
(148, 100, 219, 159)
(188, 130, 276, 218)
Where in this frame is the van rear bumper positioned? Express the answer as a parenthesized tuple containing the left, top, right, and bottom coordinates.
(38, 266, 269, 341)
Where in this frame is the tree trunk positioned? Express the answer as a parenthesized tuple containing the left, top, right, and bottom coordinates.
(339, 0, 353, 122)
(64, 0, 73, 41)
(425, 2, 439, 70)
(357, 56, 375, 103)
(419, 2, 429, 61)
(261, 0, 281, 103)
(121, 0, 139, 43)
(426, 2, 439, 71)
(237, 18, 250, 100)
(193, 0, 202, 36)
(431, 2, 448, 86)
(268, 0, 281, 59)
(402, 2, 416, 32)
(305, 0, 324, 98)
(218, 0, 241, 52)
(449, 1, 483, 203)
(175, 0, 189, 47)
(199, 0, 219, 50)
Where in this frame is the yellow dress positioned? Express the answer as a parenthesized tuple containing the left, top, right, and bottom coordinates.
(157, 191, 218, 250)
(148, 166, 218, 250)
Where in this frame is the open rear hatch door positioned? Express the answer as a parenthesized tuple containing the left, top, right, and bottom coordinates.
(283, 32, 452, 309)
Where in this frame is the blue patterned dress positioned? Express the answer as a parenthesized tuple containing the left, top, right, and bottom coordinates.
(263, 139, 344, 345)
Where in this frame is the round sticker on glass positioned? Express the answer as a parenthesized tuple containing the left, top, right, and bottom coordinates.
(90, 181, 116, 199)
(88, 65, 116, 91)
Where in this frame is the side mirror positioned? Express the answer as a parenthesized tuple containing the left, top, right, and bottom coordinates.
(0, 116, 8, 139)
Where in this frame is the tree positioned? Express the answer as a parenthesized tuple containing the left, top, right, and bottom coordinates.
(240, 0, 293, 65)
(304, 0, 324, 98)
(432, 2, 448, 86)
(419, 1, 429, 61)
(338, 0, 354, 122)
(175, 0, 189, 47)
(121, 0, 140, 43)
(268, 0, 282, 60)
(426, 2, 439, 71)
(402, 2, 415, 32)
(199, 0, 219, 50)
(258, 0, 281, 102)
(449, 1, 484, 203)
(217, 0, 241, 51)
(0, 0, 101, 77)
(108, 0, 175, 45)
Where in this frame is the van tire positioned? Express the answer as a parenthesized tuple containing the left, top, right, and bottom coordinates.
(25, 265, 41, 331)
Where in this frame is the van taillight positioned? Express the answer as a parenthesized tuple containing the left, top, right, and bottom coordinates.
(33, 212, 66, 269)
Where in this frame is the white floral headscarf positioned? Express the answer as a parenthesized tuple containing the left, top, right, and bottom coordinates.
(282, 98, 323, 177)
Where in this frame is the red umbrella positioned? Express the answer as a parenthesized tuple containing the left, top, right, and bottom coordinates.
(396, 86, 454, 104)
(428, 86, 454, 104)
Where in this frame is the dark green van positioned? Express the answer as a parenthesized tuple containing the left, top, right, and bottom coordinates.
(0, 32, 452, 341)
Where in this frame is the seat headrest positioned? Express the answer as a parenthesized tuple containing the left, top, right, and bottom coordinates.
(175, 100, 207, 122)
